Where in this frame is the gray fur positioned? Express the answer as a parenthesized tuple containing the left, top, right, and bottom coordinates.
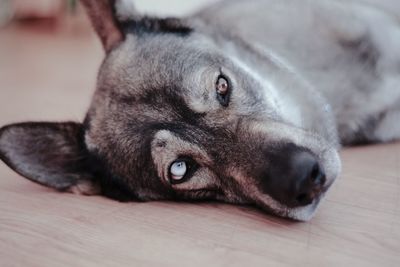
(0, 0, 399, 221)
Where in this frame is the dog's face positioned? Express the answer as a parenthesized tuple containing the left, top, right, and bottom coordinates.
(0, 0, 341, 220)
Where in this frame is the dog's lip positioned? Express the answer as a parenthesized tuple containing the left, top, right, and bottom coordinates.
(269, 179, 335, 220)
(285, 193, 324, 221)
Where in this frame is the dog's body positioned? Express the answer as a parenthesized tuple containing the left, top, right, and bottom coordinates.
(0, 0, 399, 221)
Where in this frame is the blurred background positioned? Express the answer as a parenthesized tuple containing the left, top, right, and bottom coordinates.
(0, 0, 218, 24)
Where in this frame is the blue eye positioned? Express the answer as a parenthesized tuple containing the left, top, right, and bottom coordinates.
(170, 161, 187, 181)
(168, 158, 198, 184)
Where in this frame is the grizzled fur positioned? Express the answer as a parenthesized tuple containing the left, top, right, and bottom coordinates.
(0, 0, 399, 221)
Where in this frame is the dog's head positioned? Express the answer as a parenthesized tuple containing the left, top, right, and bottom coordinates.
(0, 0, 341, 221)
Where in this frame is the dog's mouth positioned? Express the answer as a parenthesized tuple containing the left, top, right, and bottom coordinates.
(254, 190, 324, 221)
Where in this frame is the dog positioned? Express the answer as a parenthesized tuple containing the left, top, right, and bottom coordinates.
(0, 0, 399, 221)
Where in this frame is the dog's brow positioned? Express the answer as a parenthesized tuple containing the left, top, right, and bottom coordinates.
(151, 130, 210, 162)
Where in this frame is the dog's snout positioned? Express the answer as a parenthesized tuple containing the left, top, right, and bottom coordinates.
(260, 145, 326, 208)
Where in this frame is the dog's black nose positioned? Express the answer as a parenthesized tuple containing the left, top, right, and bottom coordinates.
(290, 151, 326, 206)
(260, 145, 326, 207)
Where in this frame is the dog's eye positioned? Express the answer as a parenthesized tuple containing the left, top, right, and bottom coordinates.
(168, 158, 197, 184)
(216, 76, 230, 107)
(170, 161, 187, 181)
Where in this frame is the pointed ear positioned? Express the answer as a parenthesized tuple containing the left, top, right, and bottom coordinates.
(80, 0, 132, 52)
(0, 122, 100, 195)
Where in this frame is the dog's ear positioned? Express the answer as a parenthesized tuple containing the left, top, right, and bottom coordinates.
(80, 0, 135, 52)
(0, 122, 100, 195)
(81, 0, 192, 51)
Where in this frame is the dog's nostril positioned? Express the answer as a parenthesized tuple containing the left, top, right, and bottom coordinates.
(292, 156, 325, 206)
(310, 163, 326, 186)
(310, 163, 320, 181)
(293, 163, 326, 206)
(295, 193, 313, 206)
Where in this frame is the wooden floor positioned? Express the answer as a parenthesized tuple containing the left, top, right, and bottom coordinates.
(1, 4, 400, 267)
